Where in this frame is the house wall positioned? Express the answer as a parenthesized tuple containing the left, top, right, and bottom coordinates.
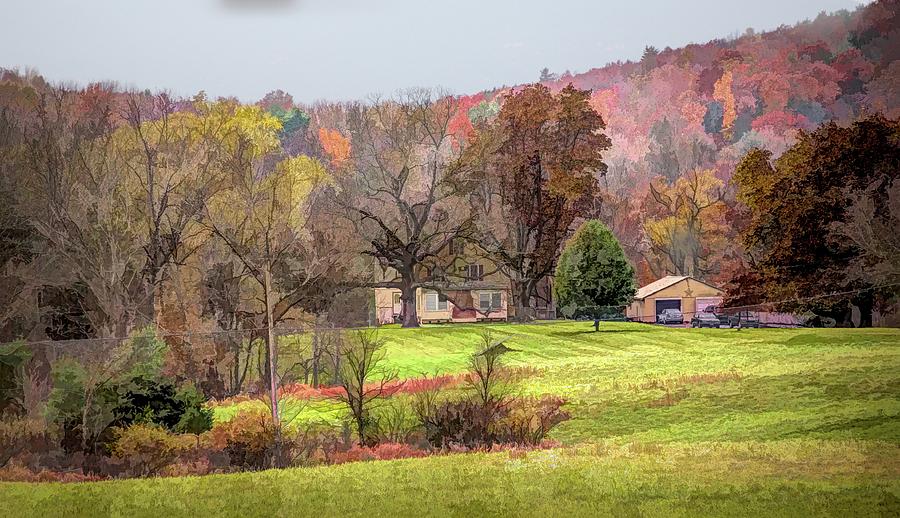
(627, 300, 644, 321)
(376, 287, 510, 324)
(419, 288, 509, 323)
(627, 279, 724, 323)
(374, 288, 400, 325)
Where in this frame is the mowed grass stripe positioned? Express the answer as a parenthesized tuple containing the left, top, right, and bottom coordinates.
(1, 441, 897, 517)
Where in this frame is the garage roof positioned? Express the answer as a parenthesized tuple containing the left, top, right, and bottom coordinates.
(634, 275, 722, 300)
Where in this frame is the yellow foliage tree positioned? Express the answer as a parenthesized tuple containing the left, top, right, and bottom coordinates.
(203, 103, 330, 456)
(644, 170, 727, 278)
(713, 70, 736, 138)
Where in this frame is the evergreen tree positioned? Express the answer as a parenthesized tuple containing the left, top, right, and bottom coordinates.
(555, 220, 637, 330)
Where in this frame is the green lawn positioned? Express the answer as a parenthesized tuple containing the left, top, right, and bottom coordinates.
(3, 321, 899, 517)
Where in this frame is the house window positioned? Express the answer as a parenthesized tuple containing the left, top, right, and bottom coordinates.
(450, 238, 466, 255)
(425, 291, 448, 311)
(392, 293, 401, 305)
(479, 291, 502, 312)
(466, 264, 484, 281)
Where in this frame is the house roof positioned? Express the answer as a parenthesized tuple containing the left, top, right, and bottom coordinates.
(634, 276, 722, 300)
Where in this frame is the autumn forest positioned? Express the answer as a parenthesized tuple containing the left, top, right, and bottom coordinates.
(2, 1, 897, 345)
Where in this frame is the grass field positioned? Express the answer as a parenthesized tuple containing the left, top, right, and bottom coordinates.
(3, 321, 899, 517)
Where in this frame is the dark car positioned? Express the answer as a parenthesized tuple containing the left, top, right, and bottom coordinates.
(704, 306, 761, 328)
(727, 310, 761, 328)
(703, 305, 731, 326)
(656, 308, 684, 325)
(691, 312, 722, 328)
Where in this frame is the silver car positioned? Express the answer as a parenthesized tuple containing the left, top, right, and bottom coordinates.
(657, 308, 684, 325)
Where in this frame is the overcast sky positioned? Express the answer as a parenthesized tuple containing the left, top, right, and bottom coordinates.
(1, 0, 868, 103)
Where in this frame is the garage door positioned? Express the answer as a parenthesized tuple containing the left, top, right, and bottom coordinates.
(655, 299, 681, 317)
(696, 297, 722, 313)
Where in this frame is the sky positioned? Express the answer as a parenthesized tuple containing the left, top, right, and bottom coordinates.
(0, 0, 869, 104)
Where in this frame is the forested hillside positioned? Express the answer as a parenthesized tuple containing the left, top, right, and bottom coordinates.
(448, 0, 898, 285)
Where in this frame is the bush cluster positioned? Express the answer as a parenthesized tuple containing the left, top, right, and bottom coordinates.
(417, 396, 569, 449)
(3, 330, 570, 481)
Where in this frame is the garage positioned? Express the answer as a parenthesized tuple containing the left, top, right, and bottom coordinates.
(655, 299, 682, 318)
(626, 276, 725, 323)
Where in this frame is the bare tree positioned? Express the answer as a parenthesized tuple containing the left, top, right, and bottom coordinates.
(119, 93, 219, 323)
(336, 90, 474, 327)
(645, 169, 726, 278)
(468, 329, 516, 408)
(20, 87, 150, 339)
(832, 177, 900, 293)
(333, 329, 399, 446)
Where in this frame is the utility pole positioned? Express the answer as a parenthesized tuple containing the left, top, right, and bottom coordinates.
(263, 261, 281, 466)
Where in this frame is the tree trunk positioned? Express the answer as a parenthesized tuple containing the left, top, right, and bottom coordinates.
(356, 409, 366, 446)
(231, 337, 241, 396)
(855, 292, 874, 328)
(400, 283, 419, 328)
(81, 384, 95, 454)
(311, 331, 320, 389)
(142, 271, 159, 328)
(512, 279, 534, 323)
(332, 340, 342, 386)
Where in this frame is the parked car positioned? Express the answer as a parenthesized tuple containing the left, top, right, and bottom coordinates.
(727, 310, 761, 328)
(656, 308, 684, 325)
(703, 305, 731, 326)
(691, 312, 722, 328)
(704, 306, 761, 328)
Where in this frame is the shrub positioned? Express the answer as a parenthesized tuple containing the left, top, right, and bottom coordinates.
(0, 462, 104, 483)
(45, 360, 121, 453)
(111, 423, 191, 477)
(115, 378, 213, 435)
(467, 329, 515, 407)
(0, 341, 31, 415)
(210, 409, 338, 470)
(173, 385, 214, 437)
(159, 457, 212, 477)
(210, 410, 277, 470)
(494, 396, 570, 445)
(0, 416, 48, 468)
(419, 396, 570, 449)
(330, 443, 428, 464)
(46, 361, 212, 456)
(114, 376, 184, 429)
(372, 398, 421, 444)
(333, 329, 399, 446)
(45, 329, 171, 454)
(420, 399, 504, 449)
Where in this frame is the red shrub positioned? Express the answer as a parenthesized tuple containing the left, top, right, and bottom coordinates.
(275, 374, 460, 402)
(330, 442, 428, 464)
(160, 458, 212, 477)
(0, 462, 105, 483)
(397, 374, 460, 395)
